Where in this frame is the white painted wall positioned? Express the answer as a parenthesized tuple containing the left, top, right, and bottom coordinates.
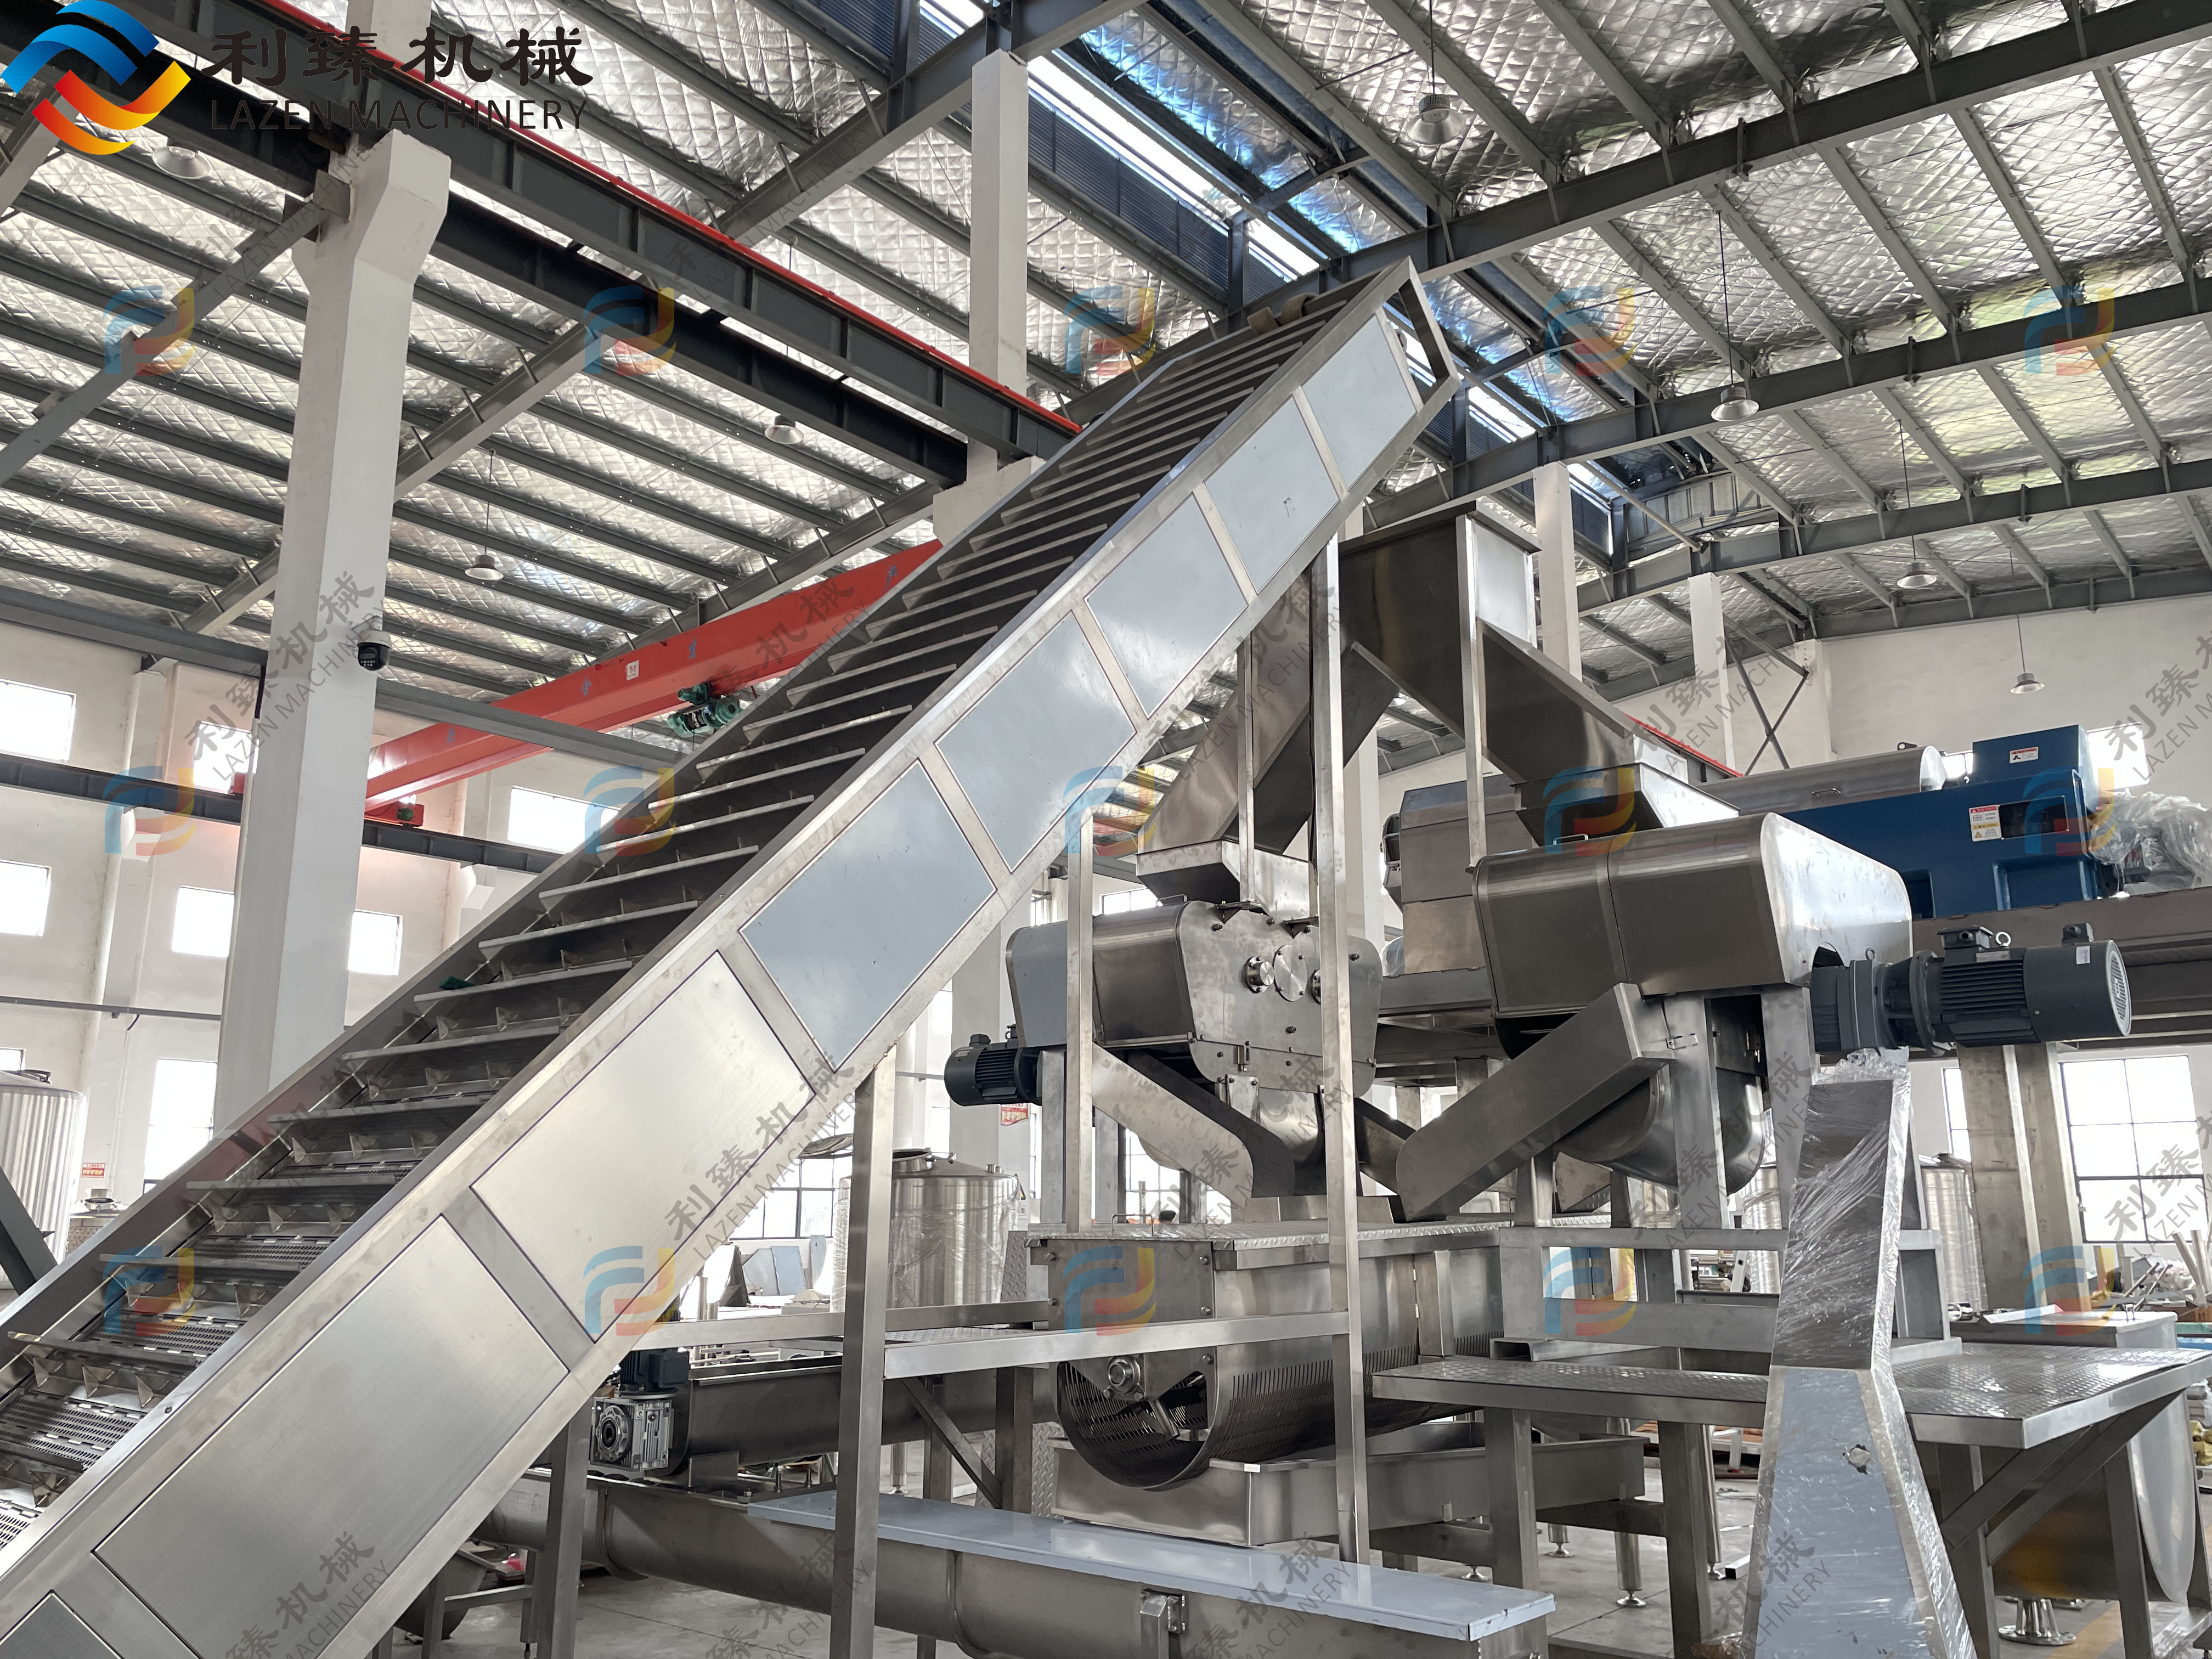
(1825, 593, 2212, 803)
(0, 618, 674, 1204)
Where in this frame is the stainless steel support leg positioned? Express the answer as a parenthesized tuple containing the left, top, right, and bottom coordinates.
(1484, 1407, 1538, 1589)
(1066, 800, 1095, 1231)
(2104, 1448, 2154, 1659)
(1547, 1522, 1572, 1557)
(831, 1053, 898, 1659)
(1311, 538, 1369, 1567)
(995, 1366, 1037, 1514)
(1935, 1443, 1999, 1658)
(1657, 1422, 1718, 1656)
(1614, 1529, 1646, 1607)
(524, 1407, 588, 1659)
(915, 1434, 953, 1659)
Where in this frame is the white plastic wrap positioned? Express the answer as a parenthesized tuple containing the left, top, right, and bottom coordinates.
(2092, 789, 2212, 889)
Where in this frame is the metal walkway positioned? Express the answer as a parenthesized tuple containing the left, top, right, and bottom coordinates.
(0, 264, 1453, 1658)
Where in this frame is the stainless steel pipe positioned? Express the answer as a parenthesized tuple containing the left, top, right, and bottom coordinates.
(481, 1473, 1538, 1659)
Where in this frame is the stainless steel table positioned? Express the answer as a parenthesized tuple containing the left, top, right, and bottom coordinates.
(1374, 1344, 2212, 1447)
(1376, 1346, 2212, 1659)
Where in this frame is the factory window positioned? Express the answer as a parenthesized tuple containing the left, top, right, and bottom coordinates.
(171, 888, 235, 957)
(0, 1049, 22, 1074)
(348, 911, 403, 976)
(733, 1098, 852, 1242)
(189, 722, 255, 791)
(507, 787, 591, 853)
(1097, 888, 1157, 915)
(0, 861, 50, 938)
(2061, 1056, 2205, 1244)
(144, 1057, 217, 1183)
(0, 680, 75, 762)
(2086, 723, 2151, 792)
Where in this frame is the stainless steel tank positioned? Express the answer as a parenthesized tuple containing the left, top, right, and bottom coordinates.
(0, 1070, 86, 1251)
(835, 1153, 1020, 1308)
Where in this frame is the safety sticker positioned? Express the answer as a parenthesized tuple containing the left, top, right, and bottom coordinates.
(1970, 804, 2003, 842)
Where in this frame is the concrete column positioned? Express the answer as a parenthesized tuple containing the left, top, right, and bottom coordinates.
(2013, 1043, 2083, 1255)
(969, 50, 1028, 398)
(1957, 1045, 2040, 1308)
(213, 134, 450, 1118)
(344, 0, 428, 57)
(931, 50, 1042, 540)
(1532, 462, 1579, 679)
(75, 664, 173, 1192)
(1684, 572, 1736, 770)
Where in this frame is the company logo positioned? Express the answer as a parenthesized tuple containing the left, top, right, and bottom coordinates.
(1062, 1244, 1156, 1332)
(583, 284, 675, 376)
(2, 0, 190, 154)
(1538, 286, 1637, 379)
(101, 765, 195, 856)
(2022, 285, 2116, 376)
(583, 1244, 676, 1338)
(1540, 765, 1641, 852)
(103, 284, 195, 377)
(584, 765, 676, 856)
(1060, 284, 1159, 382)
(1542, 1248, 1635, 1337)
(103, 1245, 198, 1337)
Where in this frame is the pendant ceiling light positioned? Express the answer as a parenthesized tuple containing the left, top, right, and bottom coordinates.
(1403, 2, 1467, 146)
(464, 554, 505, 583)
(768, 415, 802, 444)
(1892, 424, 1940, 589)
(1999, 517, 2044, 693)
(1709, 209, 1758, 423)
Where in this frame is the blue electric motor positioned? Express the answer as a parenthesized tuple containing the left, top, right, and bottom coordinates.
(1782, 726, 2117, 918)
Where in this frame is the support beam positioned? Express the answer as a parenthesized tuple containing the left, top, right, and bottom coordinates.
(1374, 274, 2212, 518)
(19, 0, 1077, 464)
(213, 132, 450, 1119)
(0, 188, 329, 485)
(732, 0, 1137, 242)
(1229, 0, 2212, 312)
(362, 545, 936, 811)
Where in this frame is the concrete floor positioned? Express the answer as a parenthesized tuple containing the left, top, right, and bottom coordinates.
(415, 1473, 2166, 1658)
